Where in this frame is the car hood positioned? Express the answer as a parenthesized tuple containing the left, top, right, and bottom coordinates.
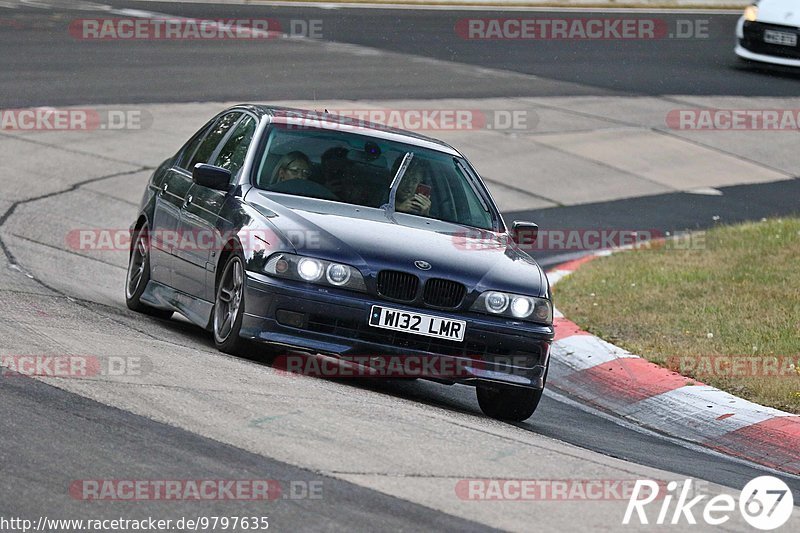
(245, 190, 548, 298)
(758, 0, 800, 26)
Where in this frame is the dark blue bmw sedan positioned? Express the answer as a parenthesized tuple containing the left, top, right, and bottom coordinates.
(126, 105, 553, 421)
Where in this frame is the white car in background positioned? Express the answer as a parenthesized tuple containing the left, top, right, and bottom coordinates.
(736, 0, 800, 66)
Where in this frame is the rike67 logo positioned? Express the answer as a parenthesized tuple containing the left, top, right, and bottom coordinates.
(623, 477, 793, 529)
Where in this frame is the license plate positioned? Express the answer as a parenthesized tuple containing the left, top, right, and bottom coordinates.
(764, 30, 797, 47)
(368, 305, 466, 342)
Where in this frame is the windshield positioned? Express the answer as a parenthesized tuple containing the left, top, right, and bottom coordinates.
(253, 126, 496, 230)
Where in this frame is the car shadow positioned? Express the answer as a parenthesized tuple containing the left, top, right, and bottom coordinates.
(729, 58, 800, 79)
(140, 312, 531, 425)
(246, 346, 489, 419)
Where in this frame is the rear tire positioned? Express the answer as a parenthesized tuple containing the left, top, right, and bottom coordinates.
(476, 384, 543, 422)
(125, 225, 173, 320)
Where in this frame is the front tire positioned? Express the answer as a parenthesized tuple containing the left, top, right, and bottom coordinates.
(213, 253, 248, 355)
(125, 225, 173, 320)
(476, 384, 543, 422)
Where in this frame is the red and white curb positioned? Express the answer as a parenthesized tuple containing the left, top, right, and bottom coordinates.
(546, 252, 800, 475)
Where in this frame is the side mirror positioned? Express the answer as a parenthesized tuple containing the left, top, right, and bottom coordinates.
(192, 163, 231, 192)
(511, 221, 538, 249)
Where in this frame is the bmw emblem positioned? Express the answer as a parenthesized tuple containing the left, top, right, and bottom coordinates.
(414, 260, 431, 271)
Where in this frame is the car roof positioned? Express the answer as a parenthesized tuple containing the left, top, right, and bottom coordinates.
(229, 104, 463, 157)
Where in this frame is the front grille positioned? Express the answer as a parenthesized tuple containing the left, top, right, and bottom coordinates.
(376, 270, 419, 302)
(741, 21, 800, 59)
(423, 278, 466, 309)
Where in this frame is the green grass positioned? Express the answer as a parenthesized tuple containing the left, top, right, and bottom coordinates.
(554, 217, 800, 413)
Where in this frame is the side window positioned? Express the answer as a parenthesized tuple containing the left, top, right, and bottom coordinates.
(177, 120, 215, 170)
(187, 112, 241, 170)
(212, 115, 256, 178)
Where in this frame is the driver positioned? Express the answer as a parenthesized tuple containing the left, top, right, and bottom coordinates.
(272, 151, 311, 183)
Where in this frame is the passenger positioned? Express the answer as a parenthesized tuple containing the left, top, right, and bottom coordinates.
(320, 146, 350, 200)
(390, 157, 432, 216)
(272, 151, 311, 183)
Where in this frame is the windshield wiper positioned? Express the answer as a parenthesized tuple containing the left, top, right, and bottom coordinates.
(383, 151, 414, 220)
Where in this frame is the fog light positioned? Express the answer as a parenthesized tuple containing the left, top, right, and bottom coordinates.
(297, 258, 323, 281)
(276, 309, 305, 328)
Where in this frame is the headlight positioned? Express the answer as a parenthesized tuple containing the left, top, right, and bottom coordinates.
(471, 291, 552, 324)
(326, 263, 351, 286)
(510, 296, 533, 318)
(264, 253, 366, 292)
(485, 291, 509, 313)
(744, 4, 758, 22)
(298, 258, 324, 281)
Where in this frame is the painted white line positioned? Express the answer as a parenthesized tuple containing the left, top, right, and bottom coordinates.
(125, 1, 745, 15)
(687, 186, 724, 195)
(99, 3, 562, 84)
(20, 0, 51, 8)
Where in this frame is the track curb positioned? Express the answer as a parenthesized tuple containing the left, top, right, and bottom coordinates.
(546, 251, 800, 475)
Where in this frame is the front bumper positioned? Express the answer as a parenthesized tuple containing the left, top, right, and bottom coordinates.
(736, 18, 800, 67)
(241, 271, 553, 389)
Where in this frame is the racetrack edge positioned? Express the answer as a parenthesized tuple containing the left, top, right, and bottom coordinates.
(546, 251, 800, 476)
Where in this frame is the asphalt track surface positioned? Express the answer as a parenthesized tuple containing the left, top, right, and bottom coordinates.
(1, 1, 800, 530)
(2, 1, 800, 107)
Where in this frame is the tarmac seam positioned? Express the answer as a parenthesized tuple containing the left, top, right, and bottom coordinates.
(8, 232, 127, 270)
(518, 96, 797, 179)
(0, 131, 154, 168)
(0, 167, 151, 267)
(480, 175, 564, 206)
